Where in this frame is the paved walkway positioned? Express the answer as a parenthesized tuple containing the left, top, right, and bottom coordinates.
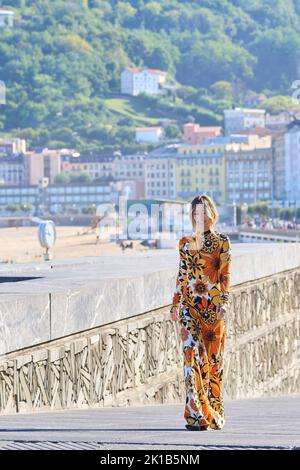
(0, 394, 299, 450)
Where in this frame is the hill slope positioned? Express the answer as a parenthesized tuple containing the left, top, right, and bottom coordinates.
(0, 0, 300, 151)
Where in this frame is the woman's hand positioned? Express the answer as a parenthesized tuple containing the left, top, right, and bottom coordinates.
(170, 305, 180, 321)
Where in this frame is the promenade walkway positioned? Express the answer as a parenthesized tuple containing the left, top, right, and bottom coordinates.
(0, 394, 299, 450)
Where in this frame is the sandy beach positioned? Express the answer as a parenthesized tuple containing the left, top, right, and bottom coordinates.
(0, 225, 145, 264)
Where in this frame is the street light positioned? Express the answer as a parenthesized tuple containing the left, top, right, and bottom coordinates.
(253, 160, 258, 204)
(232, 177, 237, 229)
(242, 202, 248, 225)
(233, 200, 237, 229)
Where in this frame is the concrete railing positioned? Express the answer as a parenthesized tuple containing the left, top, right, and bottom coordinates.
(0, 243, 300, 413)
(239, 231, 300, 243)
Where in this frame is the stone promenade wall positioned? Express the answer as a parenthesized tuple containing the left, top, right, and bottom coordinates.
(0, 244, 300, 413)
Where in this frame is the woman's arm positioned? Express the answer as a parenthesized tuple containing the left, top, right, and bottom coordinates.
(171, 238, 187, 309)
(218, 235, 232, 310)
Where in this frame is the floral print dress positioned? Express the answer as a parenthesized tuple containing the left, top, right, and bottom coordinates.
(171, 228, 232, 430)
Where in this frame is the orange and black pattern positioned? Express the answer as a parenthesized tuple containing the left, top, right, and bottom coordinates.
(172, 229, 232, 430)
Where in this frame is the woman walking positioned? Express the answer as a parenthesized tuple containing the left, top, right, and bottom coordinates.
(170, 194, 232, 431)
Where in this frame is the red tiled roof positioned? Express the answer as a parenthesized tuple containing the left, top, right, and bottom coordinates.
(125, 67, 143, 73)
(147, 69, 167, 74)
(125, 67, 166, 75)
(136, 126, 162, 131)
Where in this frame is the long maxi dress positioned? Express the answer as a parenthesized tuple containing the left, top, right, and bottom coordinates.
(171, 228, 232, 430)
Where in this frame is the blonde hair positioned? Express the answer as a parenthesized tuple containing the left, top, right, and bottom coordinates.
(190, 194, 219, 237)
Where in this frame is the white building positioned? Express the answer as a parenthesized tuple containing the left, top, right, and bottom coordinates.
(121, 67, 167, 96)
(0, 10, 15, 27)
(144, 145, 180, 199)
(144, 157, 177, 199)
(135, 126, 164, 144)
(284, 120, 300, 203)
(265, 111, 295, 130)
(0, 155, 24, 186)
(225, 141, 273, 205)
(0, 138, 26, 155)
(114, 153, 145, 198)
(224, 108, 266, 135)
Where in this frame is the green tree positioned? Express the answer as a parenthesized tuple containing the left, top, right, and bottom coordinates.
(164, 123, 181, 138)
(70, 172, 92, 183)
(261, 95, 297, 113)
(210, 81, 233, 101)
(54, 173, 71, 185)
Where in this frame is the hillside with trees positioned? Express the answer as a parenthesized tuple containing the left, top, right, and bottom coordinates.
(0, 0, 300, 152)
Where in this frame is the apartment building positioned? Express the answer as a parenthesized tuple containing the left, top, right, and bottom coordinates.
(225, 136, 273, 204)
(145, 143, 226, 204)
(0, 138, 26, 155)
(284, 120, 300, 203)
(177, 143, 226, 203)
(224, 108, 266, 135)
(0, 155, 25, 185)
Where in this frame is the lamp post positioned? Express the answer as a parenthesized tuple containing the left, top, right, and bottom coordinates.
(254, 160, 258, 204)
(232, 177, 237, 230)
(242, 202, 248, 225)
(233, 200, 237, 229)
(271, 144, 275, 226)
